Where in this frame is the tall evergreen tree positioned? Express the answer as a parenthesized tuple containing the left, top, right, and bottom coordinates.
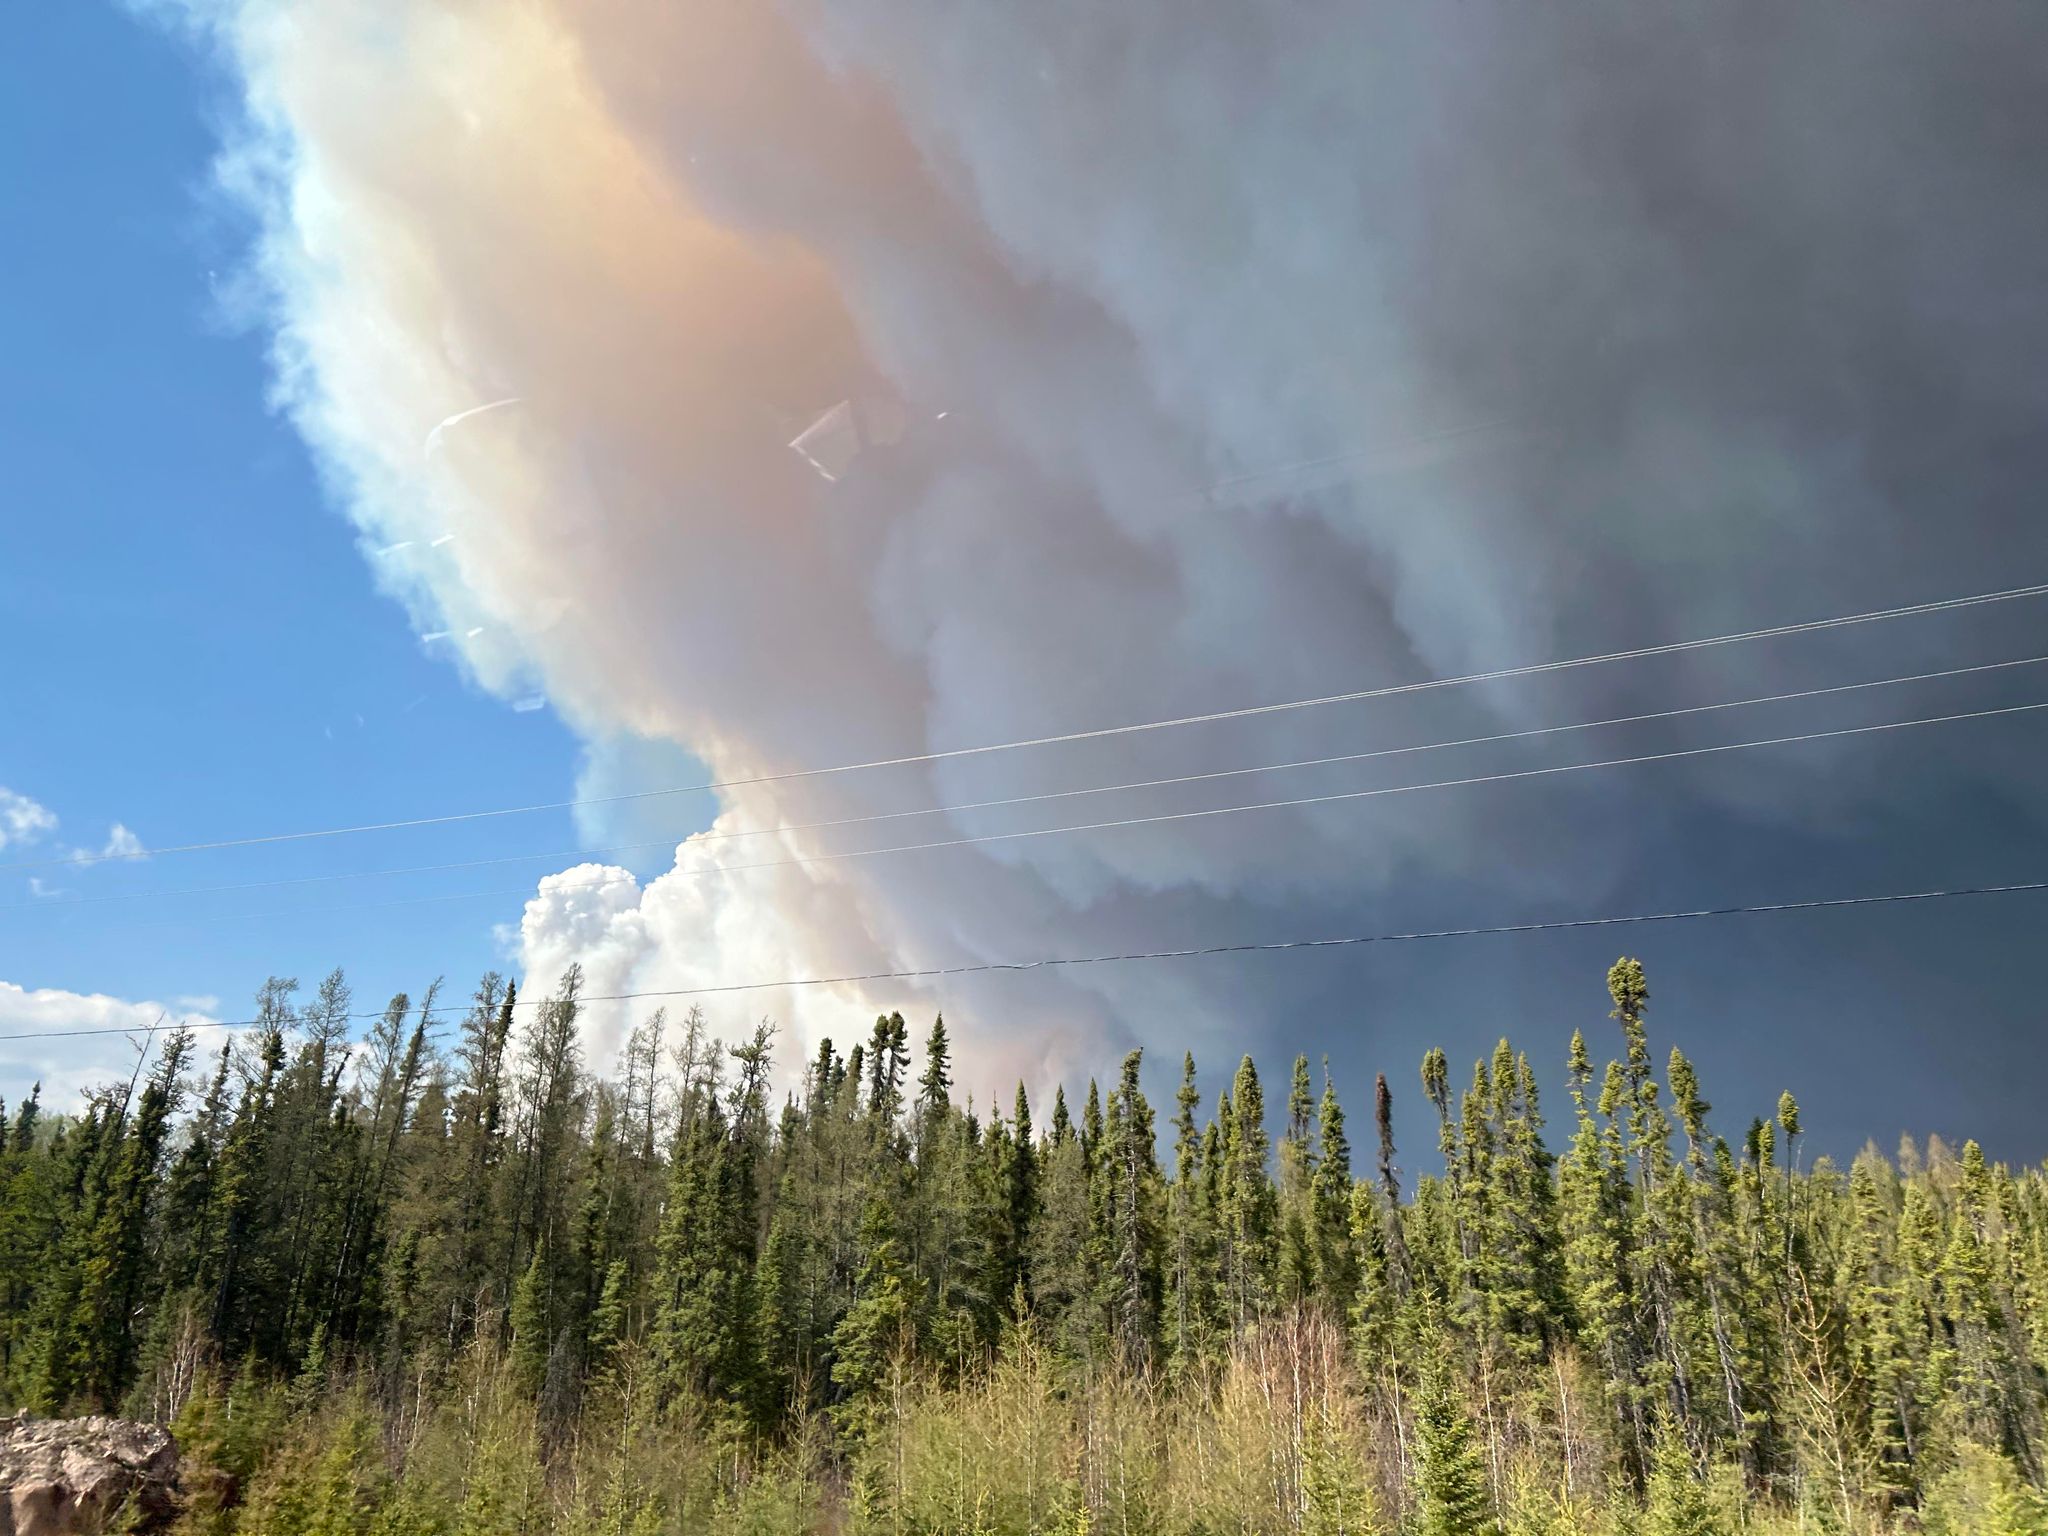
(1645, 1415, 1721, 1536)
(830, 1194, 910, 1439)
(1100, 1051, 1162, 1368)
(1309, 1064, 1358, 1319)
(916, 1016, 952, 1158)
(1374, 1071, 1412, 1297)
(1413, 1302, 1499, 1535)
(1166, 1053, 1217, 1372)
(652, 1083, 760, 1416)
(1219, 1055, 1277, 1330)
(995, 1082, 1037, 1311)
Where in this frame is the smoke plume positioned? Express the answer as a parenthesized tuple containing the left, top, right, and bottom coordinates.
(158, 0, 2048, 1125)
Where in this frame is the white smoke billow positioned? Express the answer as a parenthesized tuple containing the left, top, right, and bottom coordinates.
(159, 0, 2048, 1098)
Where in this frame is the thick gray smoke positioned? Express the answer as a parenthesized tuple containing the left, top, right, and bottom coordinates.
(162, 0, 2048, 1139)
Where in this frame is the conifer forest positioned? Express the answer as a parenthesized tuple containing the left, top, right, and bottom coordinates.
(3, 957, 2044, 1535)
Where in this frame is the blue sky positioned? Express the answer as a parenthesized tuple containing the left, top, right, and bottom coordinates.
(0, 6, 637, 1033)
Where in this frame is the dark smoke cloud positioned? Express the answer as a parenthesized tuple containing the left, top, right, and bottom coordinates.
(164, 0, 2048, 1153)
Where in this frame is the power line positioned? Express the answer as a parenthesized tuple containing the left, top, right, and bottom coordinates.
(8, 876, 2044, 1044)
(34, 695, 2048, 933)
(10, 578, 2046, 874)
(1195, 416, 1522, 497)
(12, 652, 2045, 914)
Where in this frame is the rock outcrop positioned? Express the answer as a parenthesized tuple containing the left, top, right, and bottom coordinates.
(0, 1415, 179, 1536)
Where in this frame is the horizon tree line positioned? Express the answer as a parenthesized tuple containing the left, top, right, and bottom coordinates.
(0, 955, 2043, 1533)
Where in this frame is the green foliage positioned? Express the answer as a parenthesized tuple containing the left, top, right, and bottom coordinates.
(171, 1367, 293, 1536)
(1921, 1443, 2048, 1536)
(235, 1396, 390, 1536)
(1413, 1305, 1499, 1536)
(1302, 1399, 1381, 1536)
(0, 955, 2039, 1535)
(1310, 1065, 1359, 1320)
(1645, 1420, 1720, 1536)
(829, 1194, 910, 1439)
(1220, 1054, 1278, 1328)
(508, 1242, 552, 1397)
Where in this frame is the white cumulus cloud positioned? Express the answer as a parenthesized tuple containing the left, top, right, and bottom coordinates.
(0, 980, 222, 1112)
(0, 789, 57, 852)
(99, 824, 149, 862)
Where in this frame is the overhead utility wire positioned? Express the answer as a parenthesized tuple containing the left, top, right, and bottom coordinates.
(44, 696, 2048, 934)
(9, 877, 2045, 1044)
(1195, 416, 1521, 495)
(13, 652, 2046, 914)
(10, 578, 2047, 874)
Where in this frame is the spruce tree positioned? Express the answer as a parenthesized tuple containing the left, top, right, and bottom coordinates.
(1645, 1417, 1721, 1536)
(754, 1204, 811, 1415)
(651, 1094, 758, 1412)
(446, 974, 514, 1330)
(1413, 1302, 1498, 1535)
(1100, 1051, 1162, 1368)
(1562, 1026, 1643, 1476)
(206, 1017, 287, 1357)
(1220, 1055, 1277, 1329)
(1607, 957, 1697, 1445)
(1669, 1046, 1749, 1465)
(1166, 1053, 1218, 1373)
(866, 1013, 910, 1125)
(1310, 1065, 1358, 1319)
(1031, 1101, 1097, 1357)
(1281, 1053, 1317, 1205)
(999, 1082, 1037, 1307)
(1081, 1080, 1103, 1171)
(71, 1028, 193, 1405)
(830, 1194, 910, 1439)
(1302, 1399, 1379, 1536)
(1375, 1071, 1412, 1295)
(510, 1240, 552, 1397)
(916, 1016, 953, 1159)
